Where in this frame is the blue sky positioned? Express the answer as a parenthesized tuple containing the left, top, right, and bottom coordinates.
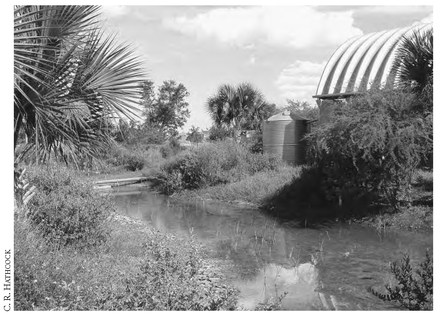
(100, 4, 433, 132)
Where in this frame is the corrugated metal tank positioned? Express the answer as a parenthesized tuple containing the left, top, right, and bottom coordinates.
(263, 111, 308, 165)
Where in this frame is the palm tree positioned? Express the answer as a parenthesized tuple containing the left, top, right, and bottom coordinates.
(205, 82, 267, 138)
(393, 27, 433, 94)
(14, 5, 146, 165)
(206, 84, 237, 129)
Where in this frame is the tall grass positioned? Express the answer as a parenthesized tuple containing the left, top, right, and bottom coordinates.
(197, 166, 301, 205)
(153, 140, 282, 195)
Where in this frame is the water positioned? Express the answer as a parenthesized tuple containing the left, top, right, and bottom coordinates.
(106, 184, 433, 310)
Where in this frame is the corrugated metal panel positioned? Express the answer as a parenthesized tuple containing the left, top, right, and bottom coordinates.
(315, 23, 433, 97)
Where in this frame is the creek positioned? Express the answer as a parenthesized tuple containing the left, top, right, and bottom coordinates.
(104, 184, 432, 310)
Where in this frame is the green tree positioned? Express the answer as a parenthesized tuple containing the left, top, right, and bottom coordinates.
(142, 80, 190, 137)
(243, 102, 278, 132)
(206, 82, 269, 137)
(14, 5, 145, 164)
(140, 80, 156, 122)
(282, 100, 319, 120)
(306, 87, 432, 210)
(186, 126, 204, 146)
(392, 27, 433, 95)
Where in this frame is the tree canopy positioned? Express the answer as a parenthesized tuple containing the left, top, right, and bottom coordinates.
(14, 5, 146, 165)
(393, 27, 433, 95)
(186, 126, 204, 145)
(206, 82, 273, 134)
(281, 100, 319, 121)
(141, 80, 190, 137)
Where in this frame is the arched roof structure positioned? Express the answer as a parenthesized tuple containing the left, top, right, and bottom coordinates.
(314, 23, 432, 100)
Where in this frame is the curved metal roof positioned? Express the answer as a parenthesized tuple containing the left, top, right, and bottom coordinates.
(314, 23, 433, 99)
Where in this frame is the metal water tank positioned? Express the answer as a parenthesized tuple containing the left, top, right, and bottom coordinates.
(263, 111, 308, 165)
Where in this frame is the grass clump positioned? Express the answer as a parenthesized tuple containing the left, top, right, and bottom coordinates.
(371, 206, 433, 232)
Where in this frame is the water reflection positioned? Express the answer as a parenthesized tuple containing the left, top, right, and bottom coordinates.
(106, 185, 433, 310)
(234, 262, 319, 310)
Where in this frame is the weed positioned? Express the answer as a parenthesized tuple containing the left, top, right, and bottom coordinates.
(369, 251, 433, 310)
(25, 165, 113, 249)
(14, 214, 238, 311)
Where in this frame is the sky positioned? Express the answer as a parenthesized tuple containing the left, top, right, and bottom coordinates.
(98, 4, 433, 132)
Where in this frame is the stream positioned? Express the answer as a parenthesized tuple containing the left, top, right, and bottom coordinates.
(104, 184, 433, 310)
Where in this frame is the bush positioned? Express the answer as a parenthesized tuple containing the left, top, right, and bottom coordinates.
(369, 251, 433, 310)
(96, 234, 238, 310)
(113, 120, 166, 146)
(239, 131, 263, 153)
(208, 125, 233, 141)
(160, 138, 183, 159)
(25, 165, 114, 249)
(125, 154, 146, 171)
(306, 87, 432, 210)
(101, 143, 147, 171)
(154, 141, 283, 194)
(15, 213, 238, 311)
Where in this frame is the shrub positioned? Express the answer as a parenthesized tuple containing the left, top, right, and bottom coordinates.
(306, 87, 432, 210)
(25, 165, 114, 249)
(160, 138, 183, 159)
(208, 125, 233, 141)
(369, 251, 433, 310)
(101, 143, 146, 171)
(114, 120, 165, 146)
(254, 292, 288, 311)
(125, 154, 146, 171)
(97, 234, 238, 310)
(245, 131, 264, 153)
(154, 141, 283, 194)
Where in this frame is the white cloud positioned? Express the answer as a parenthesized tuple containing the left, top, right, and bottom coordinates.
(101, 5, 131, 18)
(357, 5, 432, 15)
(163, 6, 363, 49)
(275, 60, 326, 102)
(249, 55, 256, 64)
(420, 13, 433, 24)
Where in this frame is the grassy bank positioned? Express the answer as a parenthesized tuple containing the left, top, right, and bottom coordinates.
(364, 169, 433, 233)
(151, 140, 283, 195)
(143, 140, 432, 233)
(15, 214, 239, 310)
(14, 164, 239, 311)
(181, 165, 301, 206)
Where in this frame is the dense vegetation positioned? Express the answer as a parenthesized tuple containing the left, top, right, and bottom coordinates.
(152, 140, 283, 195)
(14, 5, 145, 165)
(13, 5, 433, 311)
(14, 165, 238, 310)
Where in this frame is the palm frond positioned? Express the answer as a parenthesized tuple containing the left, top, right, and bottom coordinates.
(14, 5, 146, 165)
(392, 27, 433, 93)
